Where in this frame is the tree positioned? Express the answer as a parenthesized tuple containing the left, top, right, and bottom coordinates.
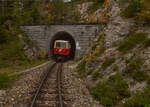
(51, 0, 65, 22)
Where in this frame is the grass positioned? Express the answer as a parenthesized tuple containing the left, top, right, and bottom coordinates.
(124, 57, 148, 81)
(101, 58, 115, 70)
(0, 73, 11, 89)
(0, 59, 47, 89)
(118, 32, 148, 53)
(0, 71, 25, 89)
(124, 86, 150, 106)
(90, 73, 130, 106)
(0, 59, 47, 74)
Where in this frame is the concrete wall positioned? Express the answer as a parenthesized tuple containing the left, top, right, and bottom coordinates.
(21, 24, 101, 57)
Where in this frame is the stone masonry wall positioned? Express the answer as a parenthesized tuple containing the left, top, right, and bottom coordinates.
(21, 24, 101, 57)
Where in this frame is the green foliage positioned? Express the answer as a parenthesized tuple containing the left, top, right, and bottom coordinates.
(113, 64, 119, 72)
(0, 73, 11, 89)
(143, 38, 150, 47)
(88, 0, 105, 12)
(92, 71, 101, 80)
(52, 0, 65, 22)
(125, 57, 143, 71)
(124, 86, 150, 106)
(76, 60, 86, 75)
(118, 32, 148, 53)
(92, 0, 105, 4)
(121, 0, 150, 26)
(121, 0, 142, 18)
(0, 27, 9, 44)
(0, 25, 29, 69)
(125, 58, 148, 81)
(90, 73, 130, 106)
(132, 70, 148, 81)
(101, 58, 115, 70)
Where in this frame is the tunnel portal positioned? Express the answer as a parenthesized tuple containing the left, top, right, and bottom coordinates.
(21, 24, 101, 58)
(50, 31, 76, 61)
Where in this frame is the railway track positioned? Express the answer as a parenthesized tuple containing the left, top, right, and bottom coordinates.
(29, 63, 70, 107)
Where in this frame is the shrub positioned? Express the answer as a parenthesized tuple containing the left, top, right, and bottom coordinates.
(90, 73, 130, 106)
(124, 86, 150, 106)
(136, 10, 150, 26)
(118, 32, 148, 53)
(101, 58, 115, 70)
(131, 70, 148, 81)
(121, 0, 142, 18)
(92, 71, 102, 80)
(113, 64, 119, 72)
(143, 38, 150, 47)
(125, 58, 148, 81)
(125, 58, 143, 72)
(88, 0, 105, 12)
(0, 28, 29, 69)
(0, 27, 9, 44)
(92, 0, 105, 4)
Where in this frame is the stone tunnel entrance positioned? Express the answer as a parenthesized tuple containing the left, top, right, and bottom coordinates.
(50, 31, 76, 61)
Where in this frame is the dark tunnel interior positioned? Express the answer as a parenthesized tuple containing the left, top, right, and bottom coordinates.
(50, 31, 76, 61)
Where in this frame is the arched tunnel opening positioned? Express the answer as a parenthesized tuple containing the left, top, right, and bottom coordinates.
(50, 31, 76, 62)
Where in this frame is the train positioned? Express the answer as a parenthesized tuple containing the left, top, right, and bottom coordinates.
(53, 40, 71, 62)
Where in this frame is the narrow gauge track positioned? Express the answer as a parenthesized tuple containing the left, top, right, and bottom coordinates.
(30, 63, 65, 107)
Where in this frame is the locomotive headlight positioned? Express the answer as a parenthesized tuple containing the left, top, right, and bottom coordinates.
(59, 49, 62, 52)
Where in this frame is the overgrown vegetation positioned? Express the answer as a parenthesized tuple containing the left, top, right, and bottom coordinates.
(124, 86, 150, 106)
(90, 73, 130, 106)
(118, 32, 148, 53)
(88, 0, 105, 12)
(85, 32, 106, 62)
(113, 64, 119, 72)
(121, 0, 141, 18)
(0, 1, 49, 74)
(0, 72, 25, 89)
(76, 60, 86, 75)
(143, 38, 150, 47)
(101, 58, 115, 70)
(124, 57, 148, 81)
(121, 0, 150, 26)
(92, 71, 102, 80)
(0, 73, 11, 89)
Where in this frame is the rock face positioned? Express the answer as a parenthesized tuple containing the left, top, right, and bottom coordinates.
(77, 2, 93, 20)
(18, 34, 38, 59)
(104, 0, 134, 47)
(141, 47, 150, 69)
(85, 59, 100, 75)
(105, 16, 133, 47)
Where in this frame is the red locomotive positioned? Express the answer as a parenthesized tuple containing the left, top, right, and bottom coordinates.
(54, 40, 70, 55)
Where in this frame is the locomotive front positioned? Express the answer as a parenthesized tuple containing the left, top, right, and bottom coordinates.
(53, 40, 71, 62)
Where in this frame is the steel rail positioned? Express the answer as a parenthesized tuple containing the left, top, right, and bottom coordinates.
(30, 62, 57, 107)
(57, 63, 63, 107)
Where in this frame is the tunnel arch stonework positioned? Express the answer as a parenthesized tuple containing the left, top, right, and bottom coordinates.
(21, 24, 101, 58)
